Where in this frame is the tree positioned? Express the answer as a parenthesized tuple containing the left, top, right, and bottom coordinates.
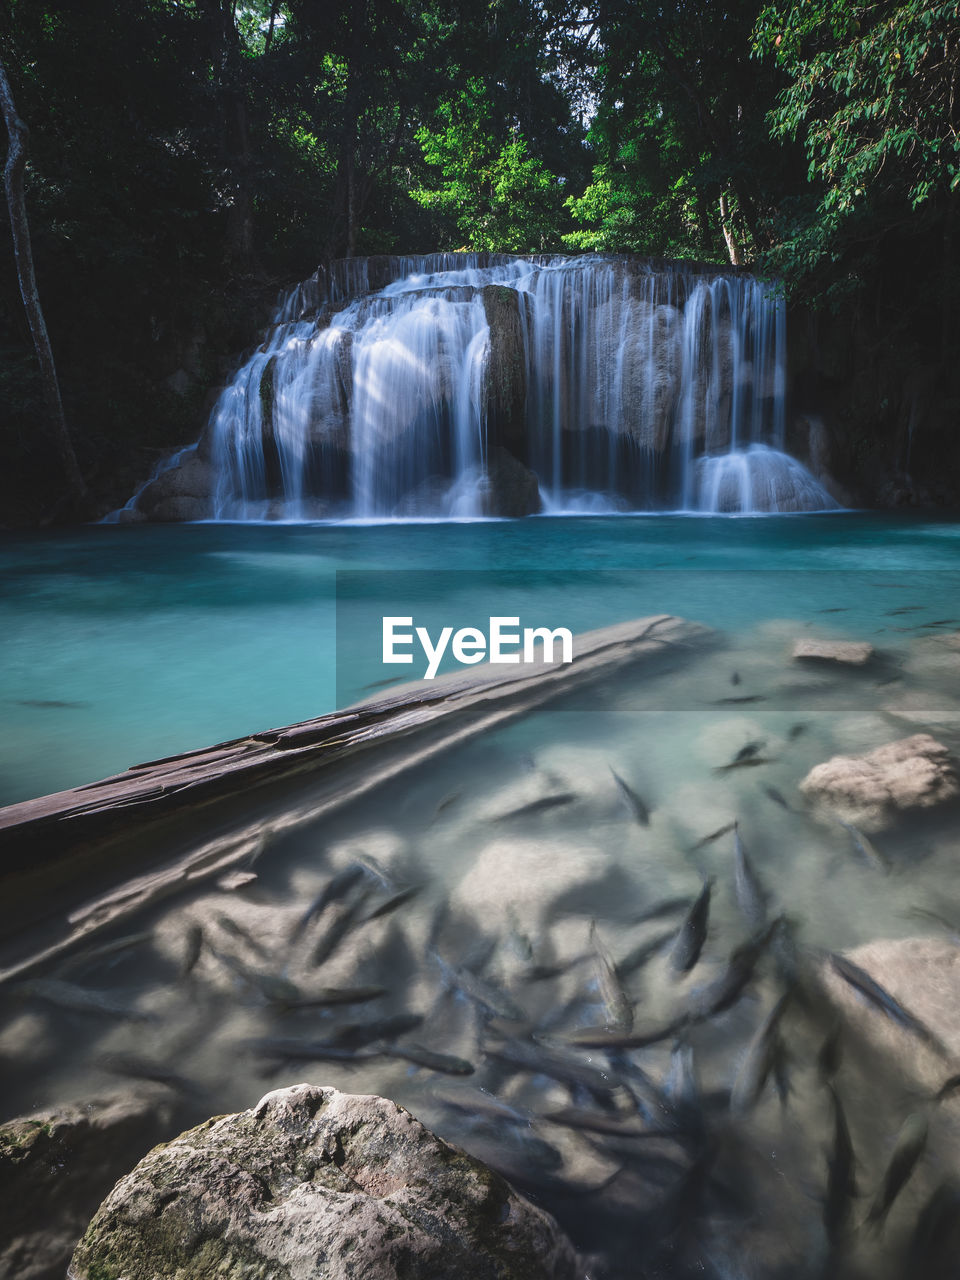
(412, 78, 563, 252)
(754, 0, 960, 306)
(0, 55, 86, 507)
(556, 0, 793, 264)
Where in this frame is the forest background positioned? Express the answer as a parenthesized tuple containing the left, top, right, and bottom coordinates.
(1, 0, 957, 520)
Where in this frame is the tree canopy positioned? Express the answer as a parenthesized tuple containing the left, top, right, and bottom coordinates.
(1, 0, 958, 517)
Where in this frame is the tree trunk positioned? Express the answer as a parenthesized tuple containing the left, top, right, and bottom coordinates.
(719, 192, 742, 266)
(0, 58, 86, 508)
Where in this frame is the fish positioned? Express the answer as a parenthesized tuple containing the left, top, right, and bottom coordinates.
(57, 931, 153, 974)
(432, 1089, 530, 1127)
(690, 822, 737, 851)
(485, 1035, 619, 1097)
(730, 992, 791, 1113)
(712, 756, 773, 774)
(494, 793, 577, 821)
(907, 1181, 960, 1275)
(771, 1036, 792, 1105)
(763, 785, 791, 811)
(712, 695, 767, 705)
(433, 790, 462, 816)
(816, 607, 849, 614)
(310, 891, 373, 968)
(817, 1023, 843, 1082)
(436, 956, 526, 1022)
(934, 1072, 960, 1102)
(179, 923, 204, 977)
(360, 675, 405, 690)
(330, 1013, 424, 1049)
(734, 740, 766, 762)
(291, 863, 367, 941)
(840, 822, 889, 873)
(212, 949, 303, 1006)
(383, 1043, 475, 1075)
(561, 1013, 691, 1051)
(665, 1040, 700, 1119)
(610, 768, 651, 825)
(828, 952, 947, 1055)
(543, 1107, 651, 1138)
(688, 918, 783, 1021)
(865, 1112, 928, 1228)
(788, 723, 807, 740)
(285, 985, 388, 1008)
(13, 978, 152, 1021)
(16, 698, 88, 709)
(215, 913, 268, 957)
(97, 1052, 197, 1094)
(733, 825, 769, 930)
(669, 880, 712, 974)
(731, 671, 741, 685)
(590, 920, 633, 1032)
(823, 1085, 857, 1246)
(362, 885, 422, 922)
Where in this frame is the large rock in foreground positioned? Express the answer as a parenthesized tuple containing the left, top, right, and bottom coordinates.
(70, 1084, 579, 1280)
(0, 1089, 176, 1280)
(799, 733, 960, 830)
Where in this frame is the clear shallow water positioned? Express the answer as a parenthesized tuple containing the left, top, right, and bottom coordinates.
(2, 512, 960, 805)
(5, 514, 960, 1277)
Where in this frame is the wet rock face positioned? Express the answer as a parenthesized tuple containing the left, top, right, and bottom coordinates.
(0, 1088, 176, 1280)
(69, 1084, 580, 1280)
(480, 447, 542, 518)
(138, 454, 213, 521)
(800, 733, 960, 830)
(482, 285, 527, 460)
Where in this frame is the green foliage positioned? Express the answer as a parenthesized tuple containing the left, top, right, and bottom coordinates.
(754, 0, 960, 286)
(412, 79, 563, 252)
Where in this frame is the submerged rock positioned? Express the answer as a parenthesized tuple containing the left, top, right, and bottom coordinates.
(799, 733, 960, 830)
(820, 937, 960, 1093)
(69, 1084, 580, 1280)
(792, 638, 874, 666)
(0, 1088, 176, 1280)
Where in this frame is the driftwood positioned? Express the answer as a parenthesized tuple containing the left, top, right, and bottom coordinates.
(0, 615, 711, 979)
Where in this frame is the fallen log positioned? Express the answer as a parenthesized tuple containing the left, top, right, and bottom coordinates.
(0, 614, 711, 979)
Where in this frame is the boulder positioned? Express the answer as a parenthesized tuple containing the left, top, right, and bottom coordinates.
(479, 447, 542, 518)
(145, 494, 211, 522)
(140, 454, 213, 507)
(799, 733, 960, 830)
(69, 1084, 580, 1280)
(792, 638, 874, 666)
(0, 1088, 176, 1280)
(482, 286, 527, 458)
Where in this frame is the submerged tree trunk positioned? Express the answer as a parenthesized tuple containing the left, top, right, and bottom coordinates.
(0, 58, 86, 508)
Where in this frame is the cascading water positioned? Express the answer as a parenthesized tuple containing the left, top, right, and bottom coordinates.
(151, 254, 839, 520)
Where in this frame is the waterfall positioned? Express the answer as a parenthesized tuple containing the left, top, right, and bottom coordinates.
(140, 254, 840, 521)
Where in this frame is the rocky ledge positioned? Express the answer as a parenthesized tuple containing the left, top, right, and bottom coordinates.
(69, 1084, 580, 1280)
